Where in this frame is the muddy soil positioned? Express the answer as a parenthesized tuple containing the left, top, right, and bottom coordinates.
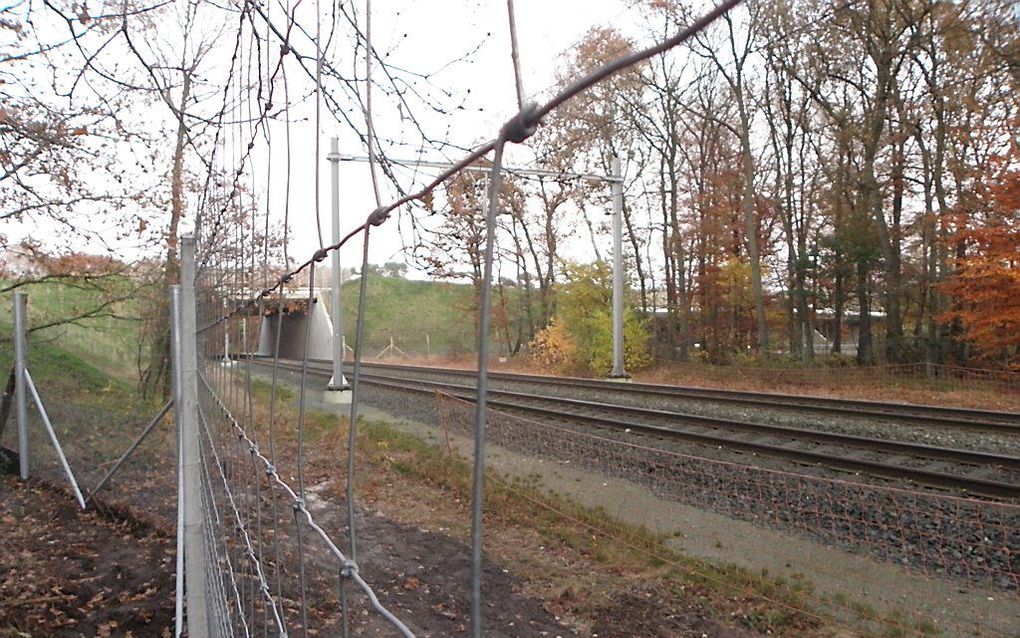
(0, 476, 176, 638)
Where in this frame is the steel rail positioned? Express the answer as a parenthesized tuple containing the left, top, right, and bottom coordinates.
(248, 358, 1020, 500)
(355, 361, 1020, 434)
(367, 376, 1020, 500)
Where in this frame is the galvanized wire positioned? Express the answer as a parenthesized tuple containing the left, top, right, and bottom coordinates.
(186, 3, 749, 636)
(199, 372, 415, 637)
(198, 400, 287, 633)
(469, 132, 508, 636)
(199, 0, 746, 336)
(198, 428, 251, 638)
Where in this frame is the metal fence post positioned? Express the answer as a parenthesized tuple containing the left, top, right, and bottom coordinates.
(609, 157, 628, 379)
(223, 297, 230, 363)
(328, 136, 350, 391)
(172, 235, 209, 637)
(14, 292, 29, 480)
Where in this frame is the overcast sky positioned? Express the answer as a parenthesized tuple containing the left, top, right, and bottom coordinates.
(5, 0, 684, 276)
(254, 0, 656, 277)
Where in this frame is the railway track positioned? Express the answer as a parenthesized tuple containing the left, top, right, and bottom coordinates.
(361, 361, 1020, 434)
(243, 357, 1020, 499)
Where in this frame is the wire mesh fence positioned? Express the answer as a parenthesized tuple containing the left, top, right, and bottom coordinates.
(186, 1, 752, 635)
(185, 239, 423, 637)
(0, 341, 179, 526)
(6, 0, 1020, 635)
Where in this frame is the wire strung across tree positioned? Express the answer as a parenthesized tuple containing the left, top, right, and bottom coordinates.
(186, 1, 746, 635)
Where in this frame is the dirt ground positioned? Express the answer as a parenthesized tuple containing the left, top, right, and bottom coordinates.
(0, 462, 755, 638)
(0, 477, 175, 638)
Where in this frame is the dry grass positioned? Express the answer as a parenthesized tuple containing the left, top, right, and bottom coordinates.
(351, 417, 948, 637)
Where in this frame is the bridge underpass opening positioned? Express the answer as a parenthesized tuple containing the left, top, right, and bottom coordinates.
(256, 296, 335, 361)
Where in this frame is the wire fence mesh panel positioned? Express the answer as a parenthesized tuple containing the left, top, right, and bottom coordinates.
(645, 360, 1020, 406)
(8, 0, 1020, 636)
(186, 274, 417, 636)
(184, 2, 755, 634)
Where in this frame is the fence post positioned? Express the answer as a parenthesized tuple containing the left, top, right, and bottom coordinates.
(328, 135, 350, 391)
(171, 235, 208, 636)
(609, 157, 628, 380)
(14, 292, 29, 480)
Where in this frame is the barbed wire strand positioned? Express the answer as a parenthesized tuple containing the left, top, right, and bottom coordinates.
(240, 19, 270, 631)
(196, 0, 312, 270)
(256, 5, 291, 626)
(314, 0, 326, 248)
(346, 223, 373, 560)
(264, 284, 292, 634)
(472, 0, 748, 633)
(228, 71, 256, 630)
(365, 0, 383, 207)
(198, 0, 745, 335)
(470, 130, 508, 638)
(293, 264, 316, 638)
(338, 221, 376, 638)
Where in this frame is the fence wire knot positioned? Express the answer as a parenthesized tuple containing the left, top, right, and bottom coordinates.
(367, 206, 389, 227)
(292, 497, 304, 511)
(340, 559, 358, 579)
(501, 102, 541, 144)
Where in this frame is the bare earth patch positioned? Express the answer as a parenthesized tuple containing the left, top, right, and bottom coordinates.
(0, 476, 176, 638)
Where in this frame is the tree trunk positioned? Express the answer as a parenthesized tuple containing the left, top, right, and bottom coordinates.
(884, 136, 905, 362)
(737, 94, 768, 354)
(142, 72, 191, 399)
(856, 260, 873, 365)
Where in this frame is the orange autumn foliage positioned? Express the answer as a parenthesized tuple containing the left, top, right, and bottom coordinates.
(941, 167, 1020, 363)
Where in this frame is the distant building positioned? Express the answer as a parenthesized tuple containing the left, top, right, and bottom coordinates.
(814, 307, 886, 356)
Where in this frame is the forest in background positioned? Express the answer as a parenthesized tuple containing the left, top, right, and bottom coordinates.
(421, 0, 1020, 368)
(3, 0, 1019, 377)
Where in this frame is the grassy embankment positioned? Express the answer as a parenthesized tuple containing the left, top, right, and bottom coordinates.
(0, 277, 145, 383)
(0, 279, 162, 479)
(330, 276, 1016, 408)
(329, 275, 478, 356)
